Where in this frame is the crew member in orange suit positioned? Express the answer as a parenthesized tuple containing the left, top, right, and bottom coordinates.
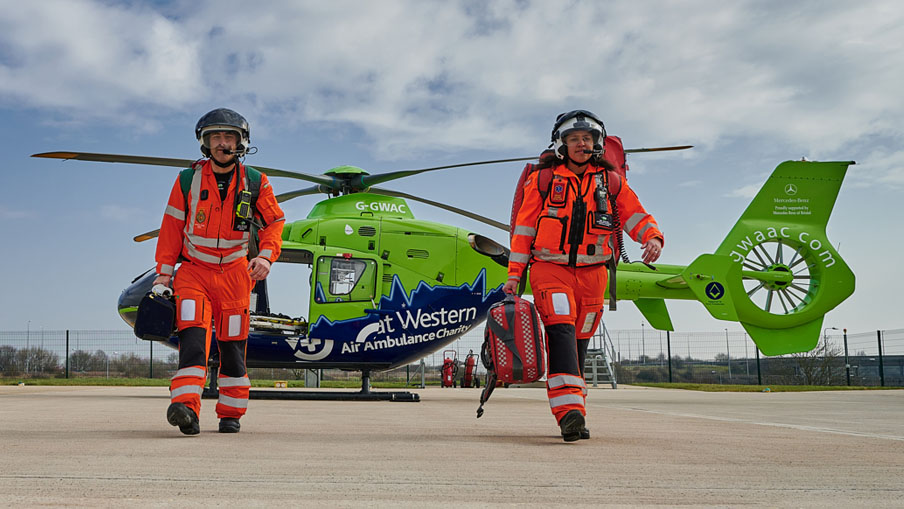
(152, 108, 285, 435)
(503, 110, 663, 441)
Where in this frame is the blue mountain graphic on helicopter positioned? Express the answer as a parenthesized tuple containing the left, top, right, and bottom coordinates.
(272, 269, 505, 368)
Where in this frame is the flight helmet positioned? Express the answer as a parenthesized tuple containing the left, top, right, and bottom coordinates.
(551, 109, 606, 160)
(195, 108, 250, 157)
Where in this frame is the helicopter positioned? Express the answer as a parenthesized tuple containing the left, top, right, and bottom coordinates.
(32, 148, 855, 400)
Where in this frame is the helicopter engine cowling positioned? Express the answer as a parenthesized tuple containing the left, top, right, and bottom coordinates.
(467, 234, 510, 268)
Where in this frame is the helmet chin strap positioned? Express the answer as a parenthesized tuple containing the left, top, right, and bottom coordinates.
(211, 154, 237, 168)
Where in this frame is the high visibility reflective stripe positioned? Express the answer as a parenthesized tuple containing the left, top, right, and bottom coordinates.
(532, 250, 611, 265)
(548, 374, 586, 389)
(625, 213, 648, 234)
(172, 367, 206, 379)
(188, 168, 203, 236)
(258, 249, 272, 260)
(218, 394, 249, 409)
(218, 376, 250, 388)
(549, 208, 559, 218)
(533, 251, 568, 263)
(184, 240, 222, 264)
(575, 253, 611, 264)
(510, 252, 531, 264)
(273, 217, 286, 223)
(581, 312, 597, 334)
(171, 385, 203, 398)
(636, 221, 657, 241)
(165, 205, 185, 221)
(508, 275, 520, 282)
(513, 226, 536, 237)
(549, 394, 584, 409)
(221, 247, 249, 264)
(187, 233, 249, 249)
(160, 264, 175, 276)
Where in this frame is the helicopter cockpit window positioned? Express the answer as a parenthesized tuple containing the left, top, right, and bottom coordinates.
(314, 256, 377, 303)
(330, 259, 365, 294)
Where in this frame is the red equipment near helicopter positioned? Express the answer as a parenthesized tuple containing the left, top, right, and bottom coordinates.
(461, 350, 480, 388)
(441, 349, 458, 388)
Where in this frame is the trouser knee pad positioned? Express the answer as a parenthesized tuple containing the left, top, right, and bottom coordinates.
(546, 323, 579, 375)
(218, 339, 247, 377)
(177, 327, 207, 369)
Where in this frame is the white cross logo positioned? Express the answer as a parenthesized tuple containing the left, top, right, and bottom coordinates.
(300, 338, 322, 352)
(784, 184, 798, 196)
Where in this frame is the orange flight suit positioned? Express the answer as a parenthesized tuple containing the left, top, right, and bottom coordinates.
(156, 159, 285, 420)
(509, 162, 662, 424)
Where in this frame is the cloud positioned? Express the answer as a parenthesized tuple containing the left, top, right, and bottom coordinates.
(99, 204, 147, 223)
(0, 206, 29, 219)
(2, 0, 903, 180)
(725, 184, 761, 199)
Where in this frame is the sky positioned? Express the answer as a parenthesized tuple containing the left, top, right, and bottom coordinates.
(0, 0, 902, 337)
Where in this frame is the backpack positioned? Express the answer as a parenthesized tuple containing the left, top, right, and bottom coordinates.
(179, 162, 264, 257)
(476, 294, 547, 418)
(508, 136, 629, 309)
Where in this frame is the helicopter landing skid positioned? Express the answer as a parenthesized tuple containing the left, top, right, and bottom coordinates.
(201, 368, 420, 402)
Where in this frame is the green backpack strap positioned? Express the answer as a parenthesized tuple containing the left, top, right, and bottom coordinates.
(179, 165, 201, 213)
(244, 165, 262, 211)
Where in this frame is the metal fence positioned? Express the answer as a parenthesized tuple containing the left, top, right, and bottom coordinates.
(2, 327, 902, 387)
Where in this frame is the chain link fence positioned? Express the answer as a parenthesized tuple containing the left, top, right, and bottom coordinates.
(2, 327, 902, 387)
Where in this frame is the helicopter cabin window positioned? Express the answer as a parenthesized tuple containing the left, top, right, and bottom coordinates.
(314, 256, 377, 303)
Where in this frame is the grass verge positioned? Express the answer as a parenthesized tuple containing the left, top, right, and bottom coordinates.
(1, 377, 433, 389)
(631, 383, 900, 392)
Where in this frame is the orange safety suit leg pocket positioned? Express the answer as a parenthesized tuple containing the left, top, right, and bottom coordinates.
(174, 292, 209, 331)
(218, 299, 249, 341)
(535, 286, 576, 326)
(576, 296, 605, 339)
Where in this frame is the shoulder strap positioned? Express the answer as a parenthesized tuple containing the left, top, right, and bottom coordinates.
(606, 169, 622, 197)
(536, 167, 553, 201)
(244, 165, 263, 216)
(179, 166, 199, 213)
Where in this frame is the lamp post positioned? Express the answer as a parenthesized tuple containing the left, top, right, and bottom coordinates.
(25, 320, 31, 375)
(659, 331, 663, 367)
(822, 326, 838, 363)
(725, 328, 731, 379)
(641, 323, 646, 364)
(842, 328, 850, 386)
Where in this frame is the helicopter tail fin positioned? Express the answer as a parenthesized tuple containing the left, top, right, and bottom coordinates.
(683, 160, 855, 355)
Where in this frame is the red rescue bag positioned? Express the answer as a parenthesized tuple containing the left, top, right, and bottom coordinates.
(476, 294, 546, 418)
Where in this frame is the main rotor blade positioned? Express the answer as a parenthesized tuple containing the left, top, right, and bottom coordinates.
(358, 157, 539, 188)
(624, 145, 694, 153)
(357, 145, 693, 188)
(134, 229, 160, 243)
(32, 151, 337, 187)
(368, 187, 510, 232)
(274, 185, 329, 203)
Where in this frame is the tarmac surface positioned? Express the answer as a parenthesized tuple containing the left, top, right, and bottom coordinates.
(1, 384, 902, 508)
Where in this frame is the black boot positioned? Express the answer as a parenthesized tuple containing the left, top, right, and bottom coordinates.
(559, 410, 585, 442)
(167, 402, 199, 435)
(580, 427, 590, 440)
(219, 417, 241, 433)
